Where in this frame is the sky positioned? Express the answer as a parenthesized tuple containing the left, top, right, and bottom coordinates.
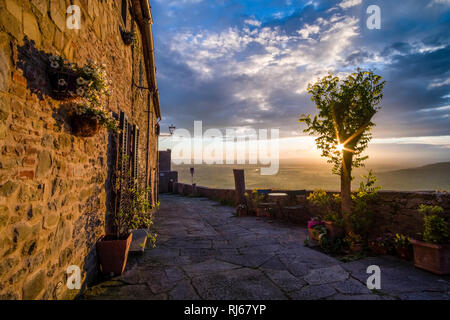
(152, 0, 450, 166)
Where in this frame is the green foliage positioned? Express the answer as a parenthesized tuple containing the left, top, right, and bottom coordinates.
(299, 69, 385, 175)
(307, 190, 343, 226)
(423, 215, 449, 244)
(114, 156, 157, 242)
(49, 55, 117, 132)
(418, 205, 448, 243)
(344, 231, 363, 246)
(418, 204, 444, 216)
(251, 189, 265, 207)
(348, 170, 380, 236)
(319, 236, 344, 254)
(75, 104, 118, 132)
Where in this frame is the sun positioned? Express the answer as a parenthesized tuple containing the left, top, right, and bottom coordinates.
(336, 143, 344, 152)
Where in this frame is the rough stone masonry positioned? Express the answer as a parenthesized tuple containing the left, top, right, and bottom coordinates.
(0, 0, 161, 299)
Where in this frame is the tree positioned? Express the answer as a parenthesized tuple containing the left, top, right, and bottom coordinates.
(299, 70, 385, 228)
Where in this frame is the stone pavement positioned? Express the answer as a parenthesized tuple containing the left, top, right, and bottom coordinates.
(81, 194, 450, 300)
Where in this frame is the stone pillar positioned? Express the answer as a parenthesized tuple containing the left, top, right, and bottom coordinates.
(233, 169, 246, 205)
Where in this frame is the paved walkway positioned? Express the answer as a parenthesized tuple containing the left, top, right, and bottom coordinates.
(82, 194, 450, 300)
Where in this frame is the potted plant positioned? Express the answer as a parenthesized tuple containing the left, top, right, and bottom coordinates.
(48, 56, 110, 102)
(97, 158, 156, 276)
(410, 205, 450, 275)
(344, 232, 364, 253)
(47, 55, 79, 100)
(307, 190, 344, 239)
(394, 233, 413, 260)
(70, 104, 118, 137)
(307, 217, 327, 241)
(120, 29, 137, 46)
(368, 234, 393, 255)
(236, 203, 248, 217)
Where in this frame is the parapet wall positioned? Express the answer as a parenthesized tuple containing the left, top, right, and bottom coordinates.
(171, 182, 450, 237)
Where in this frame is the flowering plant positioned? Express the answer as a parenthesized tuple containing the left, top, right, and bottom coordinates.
(344, 232, 363, 246)
(394, 233, 411, 248)
(307, 217, 324, 229)
(48, 55, 111, 105)
(74, 104, 118, 132)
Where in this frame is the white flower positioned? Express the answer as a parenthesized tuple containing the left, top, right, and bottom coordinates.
(76, 87, 85, 96)
(76, 77, 87, 85)
(50, 61, 60, 69)
(58, 78, 67, 86)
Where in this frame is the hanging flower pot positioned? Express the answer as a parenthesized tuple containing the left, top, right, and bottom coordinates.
(121, 29, 137, 46)
(70, 112, 102, 137)
(48, 68, 80, 100)
(69, 104, 118, 137)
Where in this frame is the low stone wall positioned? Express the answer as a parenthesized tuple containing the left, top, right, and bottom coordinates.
(171, 183, 450, 238)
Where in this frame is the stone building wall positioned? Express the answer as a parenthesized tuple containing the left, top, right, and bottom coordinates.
(172, 182, 450, 238)
(0, 0, 160, 299)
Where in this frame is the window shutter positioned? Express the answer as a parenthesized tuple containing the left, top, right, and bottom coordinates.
(132, 124, 140, 182)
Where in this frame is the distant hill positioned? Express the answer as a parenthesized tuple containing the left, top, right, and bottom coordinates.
(377, 162, 450, 191)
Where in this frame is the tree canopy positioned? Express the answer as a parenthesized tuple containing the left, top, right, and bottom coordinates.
(299, 69, 385, 175)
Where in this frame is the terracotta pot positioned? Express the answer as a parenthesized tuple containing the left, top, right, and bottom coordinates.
(323, 221, 344, 239)
(48, 68, 80, 101)
(236, 207, 247, 217)
(396, 246, 413, 260)
(369, 242, 388, 255)
(70, 113, 102, 137)
(350, 243, 363, 253)
(256, 207, 266, 217)
(410, 239, 450, 275)
(308, 228, 321, 241)
(96, 233, 133, 276)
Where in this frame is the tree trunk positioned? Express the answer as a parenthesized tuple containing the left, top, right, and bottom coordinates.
(341, 150, 353, 231)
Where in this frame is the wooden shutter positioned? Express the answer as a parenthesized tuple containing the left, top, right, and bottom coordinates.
(132, 124, 140, 182)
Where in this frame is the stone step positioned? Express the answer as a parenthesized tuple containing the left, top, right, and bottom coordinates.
(129, 229, 149, 253)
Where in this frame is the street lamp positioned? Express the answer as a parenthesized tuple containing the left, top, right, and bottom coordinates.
(168, 124, 176, 135)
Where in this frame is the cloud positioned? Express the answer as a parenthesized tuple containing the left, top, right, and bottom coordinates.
(338, 0, 362, 9)
(244, 19, 262, 27)
(152, 0, 450, 141)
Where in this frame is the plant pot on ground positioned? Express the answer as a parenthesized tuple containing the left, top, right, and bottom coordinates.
(344, 232, 364, 253)
(307, 218, 327, 242)
(97, 157, 157, 275)
(96, 233, 133, 276)
(323, 220, 344, 239)
(394, 233, 413, 260)
(410, 205, 450, 274)
(368, 234, 394, 256)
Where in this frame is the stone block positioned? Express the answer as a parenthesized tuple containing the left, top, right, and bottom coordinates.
(49, 2, 66, 32)
(30, 0, 48, 16)
(0, 9, 22, 40)
(0, 180, 18, 197)
(0, 205, 9, 228)
(44, 213, 60, 229)
(36, 150, 52, 177)
(19, 170, 35, 180)
(23, 11, 41, 44)
(5, 0, 22, 22)
(23, 270, 45, 299)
